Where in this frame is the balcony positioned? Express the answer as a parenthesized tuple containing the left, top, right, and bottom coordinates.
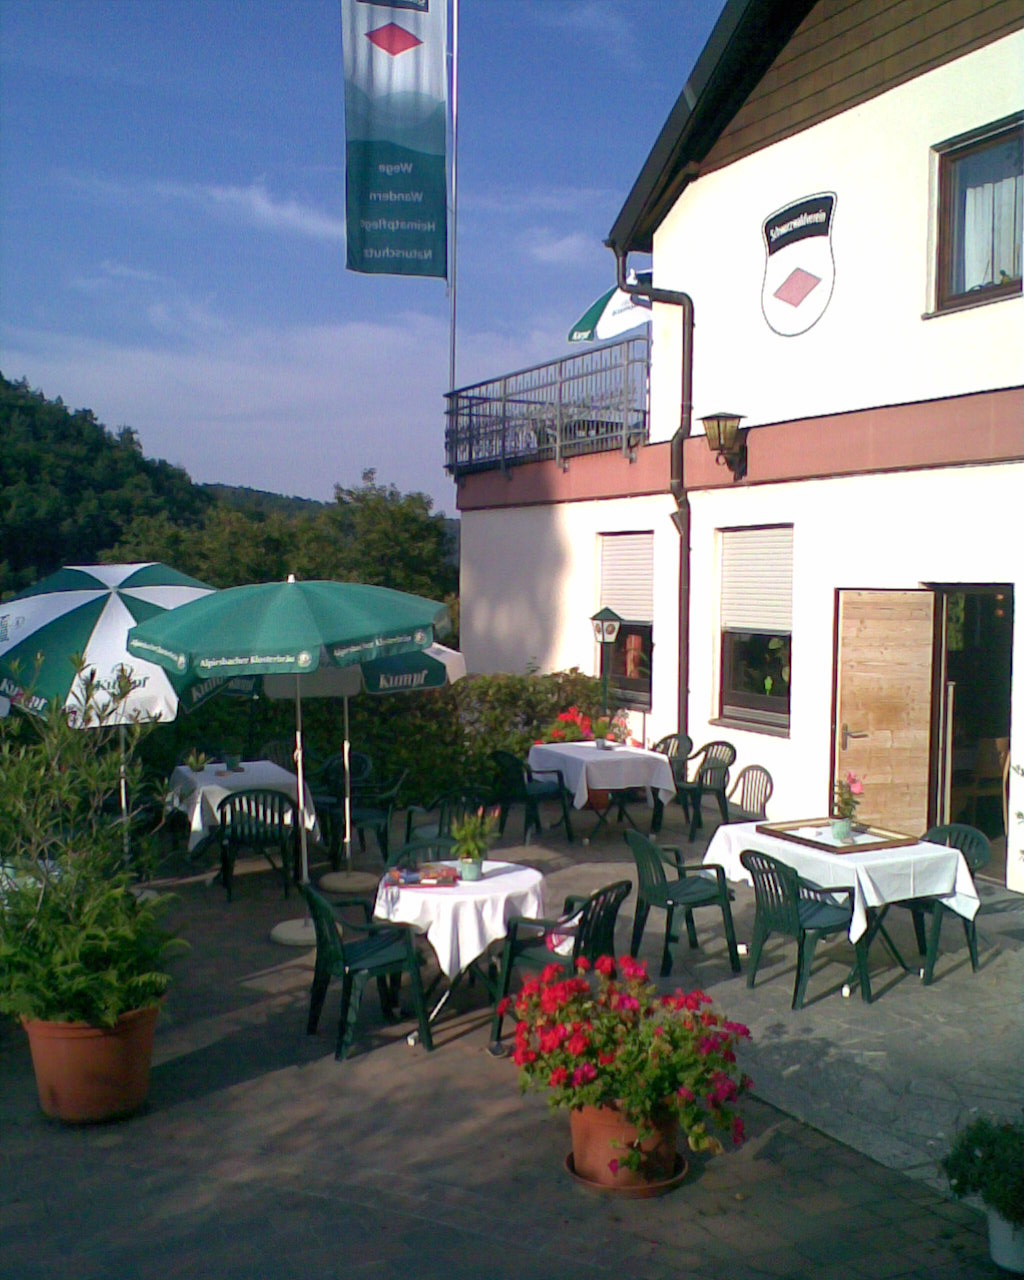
(444, 335, 650, 478)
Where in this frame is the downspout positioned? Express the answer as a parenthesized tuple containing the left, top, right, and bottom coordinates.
(611, 248, 694, 742)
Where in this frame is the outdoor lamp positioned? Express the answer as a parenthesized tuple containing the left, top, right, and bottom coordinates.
(590, 607, 622, 716)
(701, 412, 747, 480)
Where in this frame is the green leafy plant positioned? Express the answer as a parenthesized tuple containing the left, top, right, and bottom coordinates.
(0, 666, 184, 1027)
(941, 1115, 1024, 1226)
(508, 955, 751, 1174)
(450, 807, 499, 862)
(833, 771, 863, 820)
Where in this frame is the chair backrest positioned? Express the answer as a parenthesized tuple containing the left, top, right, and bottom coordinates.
(729, 765, 774, 819)
(691, 741, 737, 789)
(490, 750, 528, 803)
(443, 787, 493, 832)
(922, 823, 991, 876)
(259, 740, 295, 771)
(315, 753, 347, 798)
(571, 880, 632, 962)
(624, 830, 671, 899)
(300, 883, 345, 967)
(386, 836, 455, 870)
(218, 788, 296, 847)
(739, 850, 803, 937)
(349, 751, 373, 785)
(651, 733, 693, 783)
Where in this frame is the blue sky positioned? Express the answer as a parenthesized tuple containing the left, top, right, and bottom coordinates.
(0, 0, 725, 516)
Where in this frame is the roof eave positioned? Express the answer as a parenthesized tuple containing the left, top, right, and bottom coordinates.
(607, 0, 819, 257)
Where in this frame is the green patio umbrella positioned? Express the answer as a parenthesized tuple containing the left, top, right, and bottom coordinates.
(568, 269, 653, 342)
(127, 576, 451, 892)
(0, 562, 224, 849)
(0, 562, 216, 724)
(262, 642, 467, 868)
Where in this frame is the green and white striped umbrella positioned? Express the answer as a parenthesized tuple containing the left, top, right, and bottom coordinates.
(0, 563, 215, 724)
(568, 269, 653, 342)
(128, 576, 451, 891)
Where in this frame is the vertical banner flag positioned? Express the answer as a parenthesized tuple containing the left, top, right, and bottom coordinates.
(342, 0, 448, 278)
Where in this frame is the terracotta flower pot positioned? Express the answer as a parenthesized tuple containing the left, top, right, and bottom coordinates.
(23, 1004, 161, 1123)
(568, 1104, 685, 1195)
(585, 789, 611, 812)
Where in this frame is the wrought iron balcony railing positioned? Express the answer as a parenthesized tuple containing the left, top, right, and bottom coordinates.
(444, 335, 650, 477)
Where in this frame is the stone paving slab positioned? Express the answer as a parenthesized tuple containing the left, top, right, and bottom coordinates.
(1, 798, 1020, 1279)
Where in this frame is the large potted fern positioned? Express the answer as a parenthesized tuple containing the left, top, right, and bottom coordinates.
(0, 670, 183, 1122)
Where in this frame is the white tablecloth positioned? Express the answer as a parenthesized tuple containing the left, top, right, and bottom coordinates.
(373, 860, 544, 979)
(527, 742, 676, 810)
(167, 759, 319, 852)
(704, 821, 980, 943)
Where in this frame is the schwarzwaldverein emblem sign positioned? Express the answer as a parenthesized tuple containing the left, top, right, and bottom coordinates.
(761, 193, 836, 336)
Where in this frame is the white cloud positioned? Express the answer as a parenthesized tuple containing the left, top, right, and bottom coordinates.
(1, 314, 459, 510)
(526, 229, 599, 266)
(62, 171, 347, 244)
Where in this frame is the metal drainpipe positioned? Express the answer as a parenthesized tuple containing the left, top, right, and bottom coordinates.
(612, 249, 694, 742)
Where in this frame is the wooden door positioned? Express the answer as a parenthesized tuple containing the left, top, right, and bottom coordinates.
(834, 590, 936, 835)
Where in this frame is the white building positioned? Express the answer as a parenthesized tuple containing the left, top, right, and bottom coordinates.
(450, 0, 1024, 889)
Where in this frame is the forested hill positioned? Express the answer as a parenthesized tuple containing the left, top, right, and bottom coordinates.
(0, 373, 211, 596)
(0, 374, 458, 606)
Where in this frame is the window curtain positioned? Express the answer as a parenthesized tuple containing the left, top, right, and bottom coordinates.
(955, 138, 1023, 292)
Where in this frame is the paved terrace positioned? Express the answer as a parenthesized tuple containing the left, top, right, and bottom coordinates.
(2, 797, 1022, 1279)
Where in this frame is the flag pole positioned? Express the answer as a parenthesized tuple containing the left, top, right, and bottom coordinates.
(447, 0, 459, 394)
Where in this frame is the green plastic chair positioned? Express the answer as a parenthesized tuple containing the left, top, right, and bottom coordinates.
(740, 849, 870, 1008)
(490, 749, 574, 844)
(217, 788, 298, 901)
(726, 764, 774, 821)
(351, 770, 407, 863)
(301, 884, 433, 1059)
(625, 830, 740, 976)
(489, 879, 632, 1047)
(384, 835, 456, 870)
(897, 823, 990, 984)
(649, 732, 693, 831)
(675, 740, 736, 840)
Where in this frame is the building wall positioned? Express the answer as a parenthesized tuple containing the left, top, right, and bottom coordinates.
(687, 461, 1024, 890)
(647, 31, 1023, 444)
(460, 492, 680, 741)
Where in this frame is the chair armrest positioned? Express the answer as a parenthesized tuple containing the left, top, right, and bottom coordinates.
(798, 877, 854, 909)
(526, 765, 568, 789)
(562, 894, 588, 915)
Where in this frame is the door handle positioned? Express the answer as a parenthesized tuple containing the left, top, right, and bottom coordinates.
(841, 723, 868, 750)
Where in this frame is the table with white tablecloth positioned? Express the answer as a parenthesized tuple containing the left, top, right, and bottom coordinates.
(166, 759, 319, 852)
(527, 742, 676, 812)
(703, 821, 979, 944)
(373, 860, 544, 980)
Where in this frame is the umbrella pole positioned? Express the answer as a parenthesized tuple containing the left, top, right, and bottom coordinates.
(294, 675, 309, 885)
(118, 724, 130, 863)
(343, 696, 352, 869)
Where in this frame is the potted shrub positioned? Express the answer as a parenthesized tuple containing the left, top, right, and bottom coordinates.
(942, 1115, 1024, 1272)
(0, 669, 183, 1123)
(450, 807, 499, 881)
(507, 954, 751, 1195)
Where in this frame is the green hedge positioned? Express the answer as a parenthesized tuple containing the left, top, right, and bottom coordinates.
(139, 669, 607, 809)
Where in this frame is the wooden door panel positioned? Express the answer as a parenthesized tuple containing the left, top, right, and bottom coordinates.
(835, 589, 935, 835)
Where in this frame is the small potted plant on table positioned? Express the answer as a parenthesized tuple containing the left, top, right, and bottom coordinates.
(450, 807, 498, 881)
(832, 771, 863, 841)
(0, 668, 184, 1123)
(942, 1114, 1024, 1272)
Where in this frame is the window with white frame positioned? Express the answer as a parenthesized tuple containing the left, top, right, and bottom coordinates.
(936, 116, 1023, 311)
(599, 532, 653, 712)
(720, 526, 792, 732)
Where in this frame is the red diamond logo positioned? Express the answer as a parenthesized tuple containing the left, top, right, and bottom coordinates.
(366, 24, 422, 56)
(774, 268, 821, 308)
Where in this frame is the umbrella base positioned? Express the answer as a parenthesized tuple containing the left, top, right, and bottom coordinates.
(269, 916, 316, 947)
